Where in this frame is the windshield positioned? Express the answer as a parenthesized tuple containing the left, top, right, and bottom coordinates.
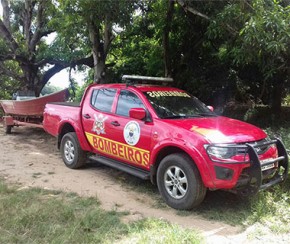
(143, 90, 216, 119)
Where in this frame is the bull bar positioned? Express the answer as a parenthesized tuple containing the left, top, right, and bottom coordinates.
(209, 139, 289, 196)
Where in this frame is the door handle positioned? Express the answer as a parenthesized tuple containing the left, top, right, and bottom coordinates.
(83, 114, 91, 119)
(111, 121, 120, 126)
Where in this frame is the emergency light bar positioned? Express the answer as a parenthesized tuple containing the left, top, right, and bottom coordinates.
(122, 75, 174, 83)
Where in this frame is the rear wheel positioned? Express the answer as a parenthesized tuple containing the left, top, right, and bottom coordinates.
(157, 153, 206, 210)
(60, 132, 86, 169)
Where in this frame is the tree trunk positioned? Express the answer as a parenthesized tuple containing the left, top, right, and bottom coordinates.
(271, 80, 283, 114)
(163, 0, 174, 78)
(88, 18, 106, 84)
(93, 50, 106, 84)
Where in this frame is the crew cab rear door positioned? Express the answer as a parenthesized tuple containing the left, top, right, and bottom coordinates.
(81, 87, 117, 153)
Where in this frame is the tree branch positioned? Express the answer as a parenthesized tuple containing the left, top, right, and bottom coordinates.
(71, 55, 94, 68)
(35, 55, 94, 68)
(0, 63, 23, 81)
(0, 19, 19, 51)
(39, 55, 94, 90)
(41, 64, 67, 87)
(1, 0, 11, 30)
(24, 0, 34, 45)
(104, 18, 114, 58)
(30, 1, 46, 52)
(0, 53, 29, 63)
(176, 0, 238, 35)
(176, 0, 210, 21)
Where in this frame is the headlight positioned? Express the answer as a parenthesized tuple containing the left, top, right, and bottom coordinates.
(206, 145, 237, 160)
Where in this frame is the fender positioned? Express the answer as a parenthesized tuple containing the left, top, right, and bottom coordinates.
(150, 138, 216, 188)
(57, 118, 92, 152)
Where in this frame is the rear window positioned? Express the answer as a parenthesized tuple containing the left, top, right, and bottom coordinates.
(91, 88, 117, 113)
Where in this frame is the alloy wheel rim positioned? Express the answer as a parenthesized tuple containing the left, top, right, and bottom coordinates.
(64, 140, 75, 163)
(164, 166, 188, 199)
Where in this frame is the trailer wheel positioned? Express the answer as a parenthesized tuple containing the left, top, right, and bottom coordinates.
(157, 153, 206, 210)
(60, 132, 86, 169)
(5, 125, 12, 134)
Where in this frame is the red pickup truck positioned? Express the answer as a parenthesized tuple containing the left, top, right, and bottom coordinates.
(43, 76, 288, 210)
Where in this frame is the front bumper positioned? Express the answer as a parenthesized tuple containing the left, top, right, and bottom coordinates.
(235, 138, 288, 196)
(209, 139, 288, 196)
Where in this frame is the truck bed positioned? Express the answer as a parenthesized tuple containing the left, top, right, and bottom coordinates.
(48, 102, 80, 107)
(43, 102, 81, 137)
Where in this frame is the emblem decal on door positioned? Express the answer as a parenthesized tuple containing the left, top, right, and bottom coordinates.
(123, 121, 141, 146)
(92, 114, 107, 135)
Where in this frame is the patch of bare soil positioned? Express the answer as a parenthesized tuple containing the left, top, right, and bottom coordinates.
(0, 125, 287, 243)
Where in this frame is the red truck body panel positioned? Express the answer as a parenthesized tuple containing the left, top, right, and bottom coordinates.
(43, 103, 92, 152)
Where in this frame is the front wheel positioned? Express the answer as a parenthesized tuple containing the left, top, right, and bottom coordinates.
(157, 153, 206, 210)
(60, 132, 86, 169)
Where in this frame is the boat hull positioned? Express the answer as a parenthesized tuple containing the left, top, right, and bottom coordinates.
(0, 89, 69, 116)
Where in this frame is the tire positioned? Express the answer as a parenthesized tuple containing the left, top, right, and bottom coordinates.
(5, 125, 12, 134)
(60, 132, 86, 169)
(157, 153, 206, 210)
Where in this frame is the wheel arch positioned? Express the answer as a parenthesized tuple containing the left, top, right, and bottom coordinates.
(150, 143, 214, 187)
(150, 145, 189, 184)
(57, 120, 92, 152)
(58, 123, 75, 149)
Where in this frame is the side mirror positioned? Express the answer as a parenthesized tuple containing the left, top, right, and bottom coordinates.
(129, 108, 146, 120)
(207, 106, 214, 112)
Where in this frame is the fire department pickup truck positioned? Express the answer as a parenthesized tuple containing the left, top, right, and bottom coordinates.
(43, 75, 289, 210)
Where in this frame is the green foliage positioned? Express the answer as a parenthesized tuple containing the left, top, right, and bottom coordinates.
(207, 0, 290, 107)
(73, 79, 94, 103)
(1, 0, 289, 109)
(283, 94, 290, 105)
(0, 61, 22, 100)
(224, 105, 290, 127)
(0, 0, 71, 95)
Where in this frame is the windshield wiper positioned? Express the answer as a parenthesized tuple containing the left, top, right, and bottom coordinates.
(196, 113, 217, 117)
(163, 115, 202, 119)
(163, 115, 188, 119)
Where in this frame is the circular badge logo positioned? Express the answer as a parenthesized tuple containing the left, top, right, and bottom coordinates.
(123, 121, 141, 146)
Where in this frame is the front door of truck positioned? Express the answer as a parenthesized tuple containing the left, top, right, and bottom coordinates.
(105, 89, 152, 170)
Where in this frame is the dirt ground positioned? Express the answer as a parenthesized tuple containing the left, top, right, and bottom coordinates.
(0, 125, 288, 243)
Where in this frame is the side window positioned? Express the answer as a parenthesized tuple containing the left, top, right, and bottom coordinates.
(91, 88, 117, 113)
(116, 90, 144, 117)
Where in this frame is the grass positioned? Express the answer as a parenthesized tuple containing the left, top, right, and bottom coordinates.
(193, 184, 290, 232)
(122, 218, 203, 244)
(0, 179, 202, 243)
